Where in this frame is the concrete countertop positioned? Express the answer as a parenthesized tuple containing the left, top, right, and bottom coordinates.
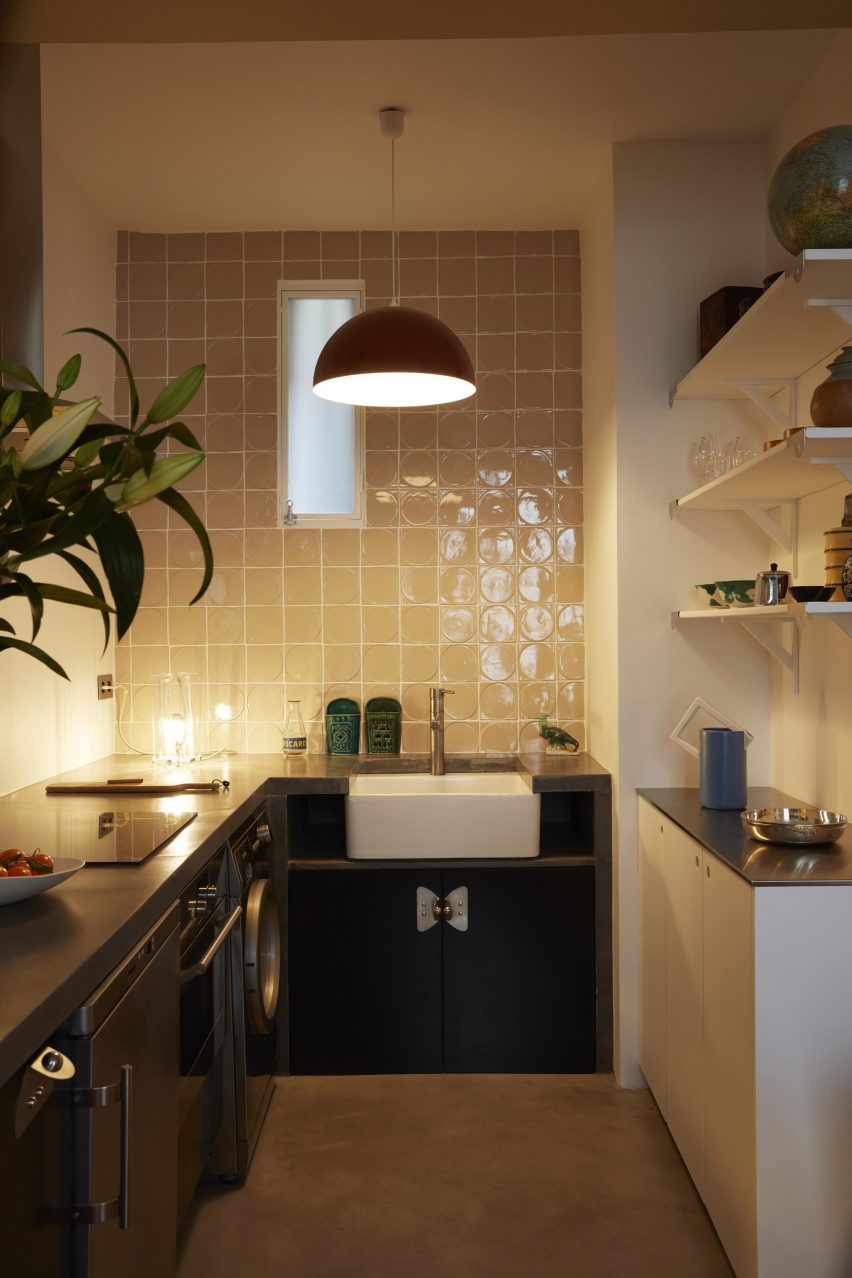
(0, 750, 609, 1088)
(639, 786, 852, 887)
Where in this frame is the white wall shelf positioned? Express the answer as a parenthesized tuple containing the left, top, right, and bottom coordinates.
(675, 605, 800, 692)
(671, 249, 852, 405)
(674, 601, 852, 693)
(674, 428, 852, 512)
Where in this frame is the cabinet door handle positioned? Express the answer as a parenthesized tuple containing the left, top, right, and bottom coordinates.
(415, 886, 469, 931)
(416, 886, 440, 931)
(444, 886, 469, 932)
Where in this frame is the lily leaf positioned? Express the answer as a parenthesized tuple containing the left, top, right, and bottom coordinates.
(143, 421, 202, 452)
(0, 635, 69, 679)
(156, 487, 214, 603)
(92, 512, 144, 637)
(14, 487, 115, 564)
(0, 360, 43, 392)
(37, 583, 113, 613)
(144, 364, 205, 425)
(7, 571, 45, 639)
(57, 549, 111, 653)
(71, 328, 140, 427)
(0, 619, 16, 634)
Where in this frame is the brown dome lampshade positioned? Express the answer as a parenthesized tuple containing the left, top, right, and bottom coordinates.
(313, 303, 476, 408)
(313, 106, 476, 409)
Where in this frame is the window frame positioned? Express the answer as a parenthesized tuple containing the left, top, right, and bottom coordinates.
(277, 279, 366, 529)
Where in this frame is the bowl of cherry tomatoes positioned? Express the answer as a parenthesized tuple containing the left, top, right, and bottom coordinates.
(0, 847, 84, 904)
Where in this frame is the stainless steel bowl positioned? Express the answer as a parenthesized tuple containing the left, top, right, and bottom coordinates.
(740, 807, 847, 846)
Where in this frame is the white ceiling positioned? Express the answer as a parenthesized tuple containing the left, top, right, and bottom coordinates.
(41, 34, 835, 231)
(9, 0, 850, 40)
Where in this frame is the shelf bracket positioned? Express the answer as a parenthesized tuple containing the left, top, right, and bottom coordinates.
(734, 499, 798, 577)
(722, 379, 797, 431)
(740, 618, 800, 694)
(807, 457, 852, 485)
(828, 613, 852, 638)
(800, 605, 852, 638)
(806, 298, 852, 327)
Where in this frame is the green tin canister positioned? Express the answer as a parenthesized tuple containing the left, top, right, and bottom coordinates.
(325, 697, 360, 754)
(365, 696, 402, 755)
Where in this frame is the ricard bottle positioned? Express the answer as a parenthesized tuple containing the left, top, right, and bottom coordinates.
(283, 699, 307, 755)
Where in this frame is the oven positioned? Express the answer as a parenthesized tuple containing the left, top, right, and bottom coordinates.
(177, 843, 239, 1223)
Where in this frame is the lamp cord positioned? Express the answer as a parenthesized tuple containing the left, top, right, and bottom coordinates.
(390, 135, 398, 306)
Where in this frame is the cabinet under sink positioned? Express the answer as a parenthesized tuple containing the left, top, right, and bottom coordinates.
(288, 866, 595, 1073)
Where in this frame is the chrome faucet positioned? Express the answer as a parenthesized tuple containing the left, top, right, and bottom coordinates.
(429, 686, 454, 775)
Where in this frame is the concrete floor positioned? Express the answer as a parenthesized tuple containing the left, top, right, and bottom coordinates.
(178, 1075, 733, 1278)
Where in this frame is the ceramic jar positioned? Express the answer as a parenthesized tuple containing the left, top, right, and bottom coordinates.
(810, 346, 852, 428)
(823, 525, 852, 601)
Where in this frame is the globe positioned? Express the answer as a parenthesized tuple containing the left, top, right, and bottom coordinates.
(768, 124, 852, 257)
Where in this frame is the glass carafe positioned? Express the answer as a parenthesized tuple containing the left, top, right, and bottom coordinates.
(283, 700, 307, 755)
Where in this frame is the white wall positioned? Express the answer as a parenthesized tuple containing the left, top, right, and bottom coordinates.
(590, 141, 774, 1085)
(581, 163, 624, 1065)
(0, 141, 117, 797)
(764, 35, 852, 816)
(765, 31, 852, 276)
(42, 144, 116, 413)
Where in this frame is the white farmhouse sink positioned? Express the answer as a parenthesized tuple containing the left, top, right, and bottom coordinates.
(345, 772, 540, 859)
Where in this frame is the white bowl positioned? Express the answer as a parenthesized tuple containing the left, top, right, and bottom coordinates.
(0, 857, 85, 905)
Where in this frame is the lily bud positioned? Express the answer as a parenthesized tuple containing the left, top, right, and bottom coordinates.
(117, 452, 204, 508)
(20, 397, 100, 470)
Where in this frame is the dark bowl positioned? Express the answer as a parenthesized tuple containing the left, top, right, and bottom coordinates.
(789, 586, 834, 603)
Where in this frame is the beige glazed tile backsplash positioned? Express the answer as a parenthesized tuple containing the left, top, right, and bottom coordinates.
(115, 229, 584, 756)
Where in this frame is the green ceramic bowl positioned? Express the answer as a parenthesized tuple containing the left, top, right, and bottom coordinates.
(695, 580, 755, 609)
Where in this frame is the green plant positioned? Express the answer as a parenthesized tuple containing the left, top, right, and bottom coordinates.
(0, 328, 213, 678)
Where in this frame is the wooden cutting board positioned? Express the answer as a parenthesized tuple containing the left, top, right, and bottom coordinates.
(46, 779, 230, 796)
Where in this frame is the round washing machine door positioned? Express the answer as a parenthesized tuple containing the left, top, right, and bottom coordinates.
(244, 876, 281, 1036)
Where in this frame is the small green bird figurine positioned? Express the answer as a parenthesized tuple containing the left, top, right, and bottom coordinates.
(538, 714, 580, 754)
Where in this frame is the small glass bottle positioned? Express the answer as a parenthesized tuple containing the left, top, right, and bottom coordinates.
(283, 700, 307, 755)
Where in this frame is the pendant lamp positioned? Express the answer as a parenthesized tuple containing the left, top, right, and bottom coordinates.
(313, 108, 476, 409)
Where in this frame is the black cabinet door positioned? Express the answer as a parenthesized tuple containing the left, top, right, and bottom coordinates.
(442, 867, 596, 1073)
(289, 869, 443, 1073)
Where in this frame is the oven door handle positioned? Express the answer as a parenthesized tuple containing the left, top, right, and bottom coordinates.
(180, 904, 242, 986)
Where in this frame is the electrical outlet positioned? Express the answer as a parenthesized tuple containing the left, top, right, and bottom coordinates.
(97, 674, 114, 701)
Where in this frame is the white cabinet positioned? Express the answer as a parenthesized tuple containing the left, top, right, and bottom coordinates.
(638, 798, 754, 1273)
(665, 821, 705, 1196)
(637, 800, 667, 1114)
(702, 852, 756, 1278)
(639, 796, 852, 1278)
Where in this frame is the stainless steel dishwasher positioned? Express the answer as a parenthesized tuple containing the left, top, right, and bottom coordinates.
(0, 903, 180, 1278)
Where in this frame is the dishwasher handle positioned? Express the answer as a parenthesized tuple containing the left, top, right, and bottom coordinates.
(119, 1065, 131, 1230)
(180, 904, 241, 986)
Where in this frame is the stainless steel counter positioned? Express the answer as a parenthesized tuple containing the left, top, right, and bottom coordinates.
(639, 786, 852, 887)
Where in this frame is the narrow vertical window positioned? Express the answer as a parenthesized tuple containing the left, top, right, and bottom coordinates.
(278, 281, 365, 526)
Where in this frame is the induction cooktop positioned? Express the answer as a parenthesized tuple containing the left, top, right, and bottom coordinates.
(1, 809, 197, 864)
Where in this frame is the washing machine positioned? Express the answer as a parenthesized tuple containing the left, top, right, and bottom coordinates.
(212, 806, 280, 1180)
